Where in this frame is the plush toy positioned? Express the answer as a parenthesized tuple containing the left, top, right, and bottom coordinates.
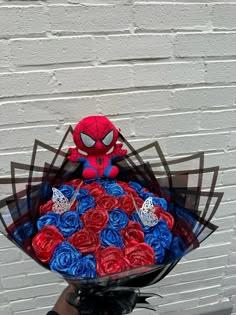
(67, 116, 127, 179)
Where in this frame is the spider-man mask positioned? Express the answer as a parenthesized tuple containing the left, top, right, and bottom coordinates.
(73, 116, 119, 155)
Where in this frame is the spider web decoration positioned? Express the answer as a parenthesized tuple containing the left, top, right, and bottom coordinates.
(0, 125, 223, 291)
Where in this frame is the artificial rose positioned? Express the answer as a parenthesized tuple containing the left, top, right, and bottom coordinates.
(154, 206, 174, 230)
(150, 220, 172, 249)
(124, 241, 155, 268)
(39, 200, 54, 216)
(116, 181, 130, 189)
(144, 234, 165, 264)
(50, 241, 82, 275)
(103, 182, 125, 197)
(37, 212, 60, 231)
(123, 187, 139, 198)
(129, 181, 143, 194)
(76, 188, 89, 200)
(96, 195, 118, 212)
(120, 221, 144, 244)
(64, 179, 83, 189)
(69, 228, 100, 255)
(83, 181, 99, 190)
(108, 209, 129, 230)
(32, 225, 64, 263)
(100, 228, 124, 248)
(153, 197, 168, 211)
(118, 195, 135, 216)
(71, 254, 97, 278)
(87, 184, 106, 200)
(77, 195, 95, 215)
(58, 185, 75, 199)
(96, 246, 130, 276)
(59, 211, 82, 238)
(133, 196, 144, 209)
(13, 222, 33, 243)
(81, 208, 109, 233)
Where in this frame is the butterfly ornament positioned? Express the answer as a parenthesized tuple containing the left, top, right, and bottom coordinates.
(136, 197, 159, 227)
(52, 183, 82, 214)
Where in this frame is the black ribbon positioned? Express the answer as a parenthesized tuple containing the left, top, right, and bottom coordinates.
(66, 287, 159, 315)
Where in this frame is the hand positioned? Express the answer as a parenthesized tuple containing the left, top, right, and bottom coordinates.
(52, 285, 79, 315)
(67, 147, 80, 162)
(113, 143, 127, 157)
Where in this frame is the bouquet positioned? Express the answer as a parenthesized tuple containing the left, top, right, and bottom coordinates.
(0, 116, 223, 314)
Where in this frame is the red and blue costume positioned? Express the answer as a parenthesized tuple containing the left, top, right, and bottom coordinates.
(67, 116, 127, 179)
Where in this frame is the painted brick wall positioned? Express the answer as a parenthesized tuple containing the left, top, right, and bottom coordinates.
(0, 0, 236, 314)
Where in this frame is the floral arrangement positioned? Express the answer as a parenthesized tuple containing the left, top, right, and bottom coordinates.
(31, 179, 176, 278)
(0, 115, 223, 314)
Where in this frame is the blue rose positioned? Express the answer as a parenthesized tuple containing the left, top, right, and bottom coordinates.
(175, 206, 197, 228)
(37, 212, 60, 231)
(139, 191, 154, 200)
(76, 195, 95, 215)
(71, 254, 96, 278)
(129, 181, 143, 193)
(108, 209, 128, 230)
(76, 188, 89, 201)
(58, 185, 75, 199)
(50, 242, 81, 275)
(104, 183, 125, 197)
(13, 222, 33, 243)
(130, 211, 153, 233)
(101, 179, 116, 188)
(149, 220, 172, 249)
(100, 228, 124, 248)
(144, 234, 165, 264)
(166, 236, 186, 263)
(59, 211, 82, 238)
(152, 197, 168, 211)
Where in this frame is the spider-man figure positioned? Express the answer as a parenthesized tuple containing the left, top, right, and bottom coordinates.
(67, 116, 127, 179)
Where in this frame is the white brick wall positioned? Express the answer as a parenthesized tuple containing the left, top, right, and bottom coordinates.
(0, 1, 236, 315)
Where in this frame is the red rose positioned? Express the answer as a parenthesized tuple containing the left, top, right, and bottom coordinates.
(69, 228, 100, 255)
(116, 181, 139, 197)
(83, 181, 99, 191)
(116, 181, 130, 189)
(64, 179, 83, 188)
(154, 206, 174, 230)
(88, 185, 106, 200)
(120, 221, 144, 244)
(118, 195, 135, 216)
(32, 225, 64, 263)
(96, 246, 130, 276)
(124, 241, 155, 268)
(96, 195, 118, 212)
(39, 200, 54, 216)
(133, 197, 144, 209)
(81, 208, 109, 233)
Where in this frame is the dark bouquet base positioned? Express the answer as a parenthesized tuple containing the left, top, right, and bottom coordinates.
(0, 127, 223, 314)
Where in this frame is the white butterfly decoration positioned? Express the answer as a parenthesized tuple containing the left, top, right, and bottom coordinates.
(52, 183, 81, 214)
(136, 197, 159, 227)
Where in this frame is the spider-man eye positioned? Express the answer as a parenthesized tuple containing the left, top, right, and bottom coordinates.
(102, 130, 114, 146)
(80, 132, 96, 148)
